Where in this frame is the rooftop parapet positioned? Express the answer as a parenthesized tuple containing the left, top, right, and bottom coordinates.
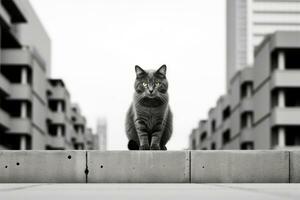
(0, 150, 299, 183)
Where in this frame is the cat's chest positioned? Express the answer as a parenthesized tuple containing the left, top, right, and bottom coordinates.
(135, 107, 165, 128)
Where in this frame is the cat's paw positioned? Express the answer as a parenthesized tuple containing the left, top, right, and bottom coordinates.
(161, 146, 167, 151)
(139, 144, 150, 150)
(150, 144, 161, 150)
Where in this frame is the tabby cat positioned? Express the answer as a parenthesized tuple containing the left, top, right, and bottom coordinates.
(125, 65, 172, 150)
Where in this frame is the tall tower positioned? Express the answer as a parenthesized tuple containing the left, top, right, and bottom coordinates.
(227, 0, 300, 89)
(97, 118, 107, 151)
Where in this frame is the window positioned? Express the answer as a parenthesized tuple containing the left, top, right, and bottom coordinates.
(71, 116, 76, 122)
(211, 142, 216, 150)
(48, 125, 65, 137)
(222, 130, 231, 145)
(241, 112, 253, 129)
(1, 66, 32, 84)
(285, 126, 300, 146)
(211, 120, 216, 133)
(200, 132, 207, 142)
(48, 100, 66, 112)
(241, 142, 254, 150)
(285, 50, 300, 70)
(285, 88, 300, 107)
(222, 106, 231, 121)
(241, 82, 253, 99)
(192, 139, 196, 150)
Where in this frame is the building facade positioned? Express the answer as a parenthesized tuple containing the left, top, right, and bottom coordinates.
(227, 0, 300, 88)
(190, 31, 300, 150)
(97, 118, 107, 151)
(0, 0, 98, 150)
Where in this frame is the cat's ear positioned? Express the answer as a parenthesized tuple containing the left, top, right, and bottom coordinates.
(135, 65, 146, 78)
(156, 65, 167, 76)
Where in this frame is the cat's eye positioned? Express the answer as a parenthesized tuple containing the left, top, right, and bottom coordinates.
(155, 81, 160, 86)
(143, 82, 148, 87)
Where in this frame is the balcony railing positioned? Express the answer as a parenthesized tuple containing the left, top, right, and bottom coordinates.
(8, 118, 31, 134)
(271, 70, 300, 88)
(0, 108, 10, 128)
(9, 84, 32, 100)
(271, 108, 300, 126)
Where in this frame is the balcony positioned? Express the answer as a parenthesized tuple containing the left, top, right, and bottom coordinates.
(50, 112, 66, 125)
(240, 128, 253, 143)
(49, 86, 69, 100)
(8, 118, 31, 134)
(1, 49, 31, 66)
(0, 74, 11, 95)
(271, 70, 300, 89)
(1, 0, 27, 23)
(0, 4, 12, 27)
(240, 97, 253, 113)
(271, 108, 300, 126)
(46, 110, 54, 122)
(222, 118, 230, 132)
(240, 68, 253, 84)
(73, 115, 86, 125)
(76, 134, 85, 144)
(273, 145, 300, 151)
(0, 27, 22, 48)
(199, 138, 210, 150)
(0, 108, 10, 129)
(9, 84, 32, 101)
(46, 135, 66, 150)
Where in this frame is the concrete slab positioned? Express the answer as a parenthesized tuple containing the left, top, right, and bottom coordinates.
(0, 151, 86, 183)
(1, 184, 300, 200)
(191, 150, 289, 183)
(290, 151, 300, 183)
(87, 151, 190, 183)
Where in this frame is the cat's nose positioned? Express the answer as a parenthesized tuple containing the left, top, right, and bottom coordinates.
(149, 86, 154, 94)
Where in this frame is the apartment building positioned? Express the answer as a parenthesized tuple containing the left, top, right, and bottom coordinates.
(190, 31, 300, 150)
(0, 0, 98, 150)
(227, 0, 300, 88)
(97, 118, 107, 151)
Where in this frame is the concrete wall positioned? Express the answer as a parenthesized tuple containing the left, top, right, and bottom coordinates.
(253, 81, 271, 124)
(231, 107, 241, 138)
(87, 151, 190, 183)
(254, 41, 270, 90)
(230, 74, 241, 110)
(290, 151, 300, 183)
(13, 0, 51, 75)
(223, 136, 240, 150)
(0, 151, 86, 183)
(254, 117, 271, 149)
(191, 150, 289, 183)
(0, 150, 299, 183)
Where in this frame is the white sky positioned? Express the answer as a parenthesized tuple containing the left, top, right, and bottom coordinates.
(29, 0, 226, 150)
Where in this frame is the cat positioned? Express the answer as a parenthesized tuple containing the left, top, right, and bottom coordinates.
(125, 65, 173, 150)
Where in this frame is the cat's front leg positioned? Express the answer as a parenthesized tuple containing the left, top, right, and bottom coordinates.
(135, 120, 150, 150)
(150, 131, 162, 150)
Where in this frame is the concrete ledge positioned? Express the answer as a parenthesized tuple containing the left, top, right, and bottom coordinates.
(87, 151, 190, 183)
(290, 151, 300, 183)
(0, 151, 86, 183)
(191, 150, 289, 183)
(0, 150, 299, 183)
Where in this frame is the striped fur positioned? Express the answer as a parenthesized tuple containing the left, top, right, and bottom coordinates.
(125, 65, 173, 150)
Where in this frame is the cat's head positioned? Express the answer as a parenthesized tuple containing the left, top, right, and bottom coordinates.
(134, 65, 168, 103)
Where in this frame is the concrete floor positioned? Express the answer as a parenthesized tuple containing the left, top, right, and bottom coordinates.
(0, 184, 300, 200)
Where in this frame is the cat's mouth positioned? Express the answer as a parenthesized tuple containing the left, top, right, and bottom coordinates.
(140, 96, 164, 107)
(146, 94, 156, 98)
